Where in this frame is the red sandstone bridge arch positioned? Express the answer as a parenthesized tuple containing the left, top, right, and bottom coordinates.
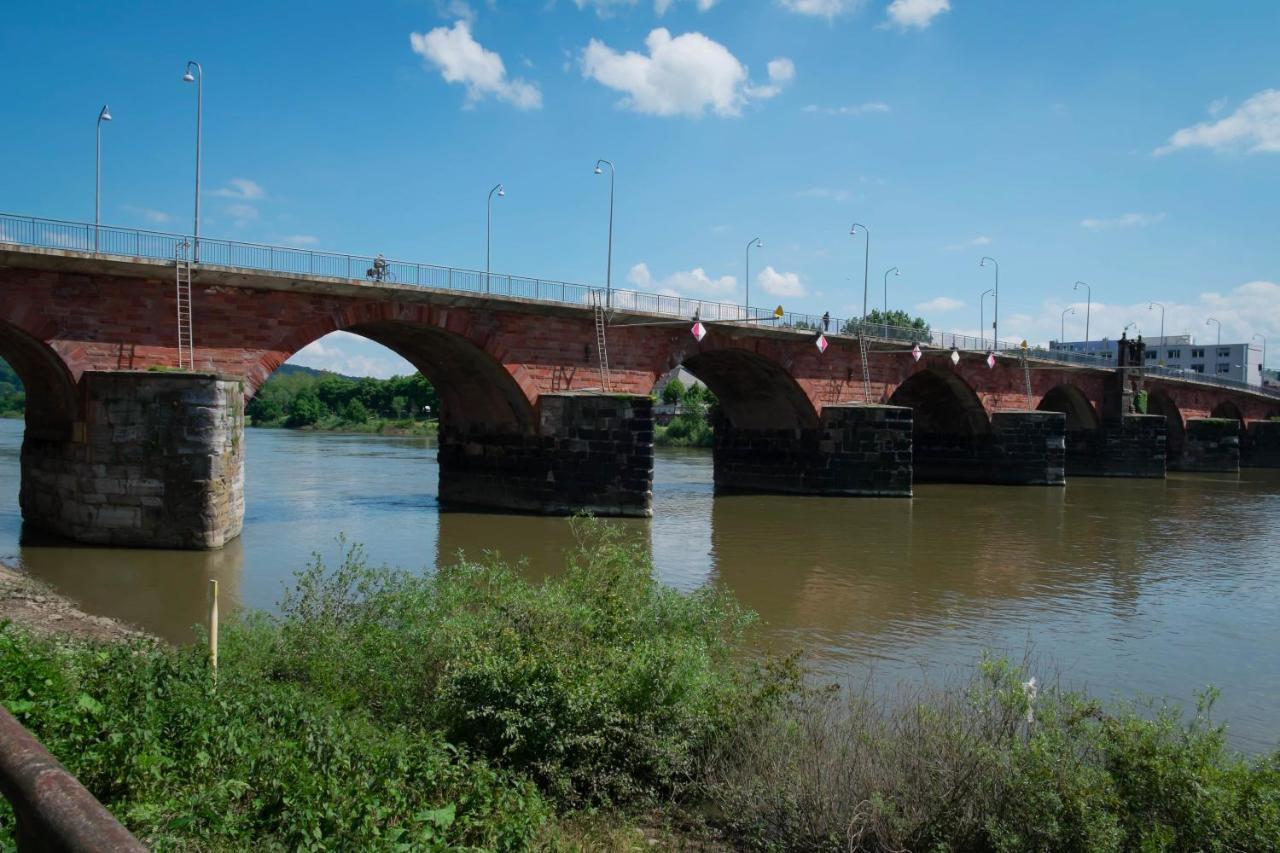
(0, 319, 79, 440)
(1037, 383, 1101, 432)
(1147, 390, 1185, 459)
(888, 367, 990, 437)
(681, 348, 819, 431)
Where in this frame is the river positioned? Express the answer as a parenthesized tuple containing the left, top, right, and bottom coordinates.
(0, 418, 1277, 751)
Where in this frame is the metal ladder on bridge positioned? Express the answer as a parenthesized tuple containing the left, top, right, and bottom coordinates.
(591, 291, 611, 392)
(857, 333, 872, 403)
(1021, 347, 1033, 410)
(175, 242, 194, 370)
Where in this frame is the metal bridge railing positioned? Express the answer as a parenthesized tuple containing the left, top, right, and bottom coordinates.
(3, 212, 1277, 400)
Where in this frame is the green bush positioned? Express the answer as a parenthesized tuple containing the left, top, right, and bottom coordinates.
(661, 377, 686, 405)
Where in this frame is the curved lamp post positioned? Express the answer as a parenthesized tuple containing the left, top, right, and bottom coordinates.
(485, 183, 504, 292)
(1073, 281, 1091, 351)
(883, 266, 899, 319)
(744, 237, 762, 317)
(1149, 302, 1166, 365)
(1206, 317, 1221, 346)
(1253, 333, 1267, 378)
(95, 104, 112, 252)
(1060, 306, 1075, 347)
(181, 61, 203, 261)
(850, 223, 870, 322)
(980, 256, 999, 347)
(980, 288, 993, 350)
(593, 159, 615, 309)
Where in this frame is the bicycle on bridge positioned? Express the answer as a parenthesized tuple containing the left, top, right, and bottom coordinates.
(365, 254, 395, 283)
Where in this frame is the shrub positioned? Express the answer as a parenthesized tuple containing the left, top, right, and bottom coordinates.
(661, 377, 686, 404)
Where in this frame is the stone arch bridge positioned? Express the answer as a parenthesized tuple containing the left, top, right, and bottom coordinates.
(2, 239, 1277, 550)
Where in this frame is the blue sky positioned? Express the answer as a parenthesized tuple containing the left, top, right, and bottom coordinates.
(3, 0, 1278, 376)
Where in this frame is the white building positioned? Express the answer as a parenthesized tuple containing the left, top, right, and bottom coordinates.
(1050, 335, 1263, 386)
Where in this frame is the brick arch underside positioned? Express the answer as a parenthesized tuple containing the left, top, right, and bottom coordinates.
(0, 320, 79, 440)
(888, 367, 990, 436)
(1038, 384, 1100, 432)
(1210, 400, 1245, 428)
(1147, 390, 1185, 456)
(681, 349, 819, 430)
(258, 319, 537, 435)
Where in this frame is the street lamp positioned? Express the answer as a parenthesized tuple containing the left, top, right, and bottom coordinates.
(593, 159, 615, 310)
(486, 183, 504, 292)
(1060, 306, 1075, 347)
(1254, 333, 1267, 377)
(182, 61, 203, 261)
(1148, 302, 1166, 365)
(1073, 281, 1090, 351)
(883, 266, 900, 320)
(1206, 317, 1221, 346)
(95, 104, 112, 252)
(744, 237, 762, 317)
(980, 288, 993, 350)
(850, 223, 870, 323)
(980, 256, 999, 347)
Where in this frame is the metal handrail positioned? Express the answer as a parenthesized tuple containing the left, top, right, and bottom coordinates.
(2, 212, 1277, 400)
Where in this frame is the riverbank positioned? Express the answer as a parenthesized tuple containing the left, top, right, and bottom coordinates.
(1, 523, 1274, 850)
(249, 417, 438, 436)
(0, 564, 151, 644)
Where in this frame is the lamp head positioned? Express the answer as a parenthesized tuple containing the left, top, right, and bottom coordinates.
(979, 258, 986, 267)
(593, 166, 602, 175)
(497, 186, 505, 197)
(99, 105, 112, 122)
(182, 70, 194, 82)
(894, 268, 901, 277)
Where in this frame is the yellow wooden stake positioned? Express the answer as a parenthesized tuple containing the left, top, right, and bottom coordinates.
(208, 578, 219, 682)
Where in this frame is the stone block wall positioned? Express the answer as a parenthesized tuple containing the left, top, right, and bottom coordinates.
(1170, 418, 1240, 473)
(20, 371, 245, 549)
(437, 393, 654, 517)
(1243, 420, 1280, 468)
(1064, 415, 1166, 478)
(913, 411, 1065, 485)
(713, 404, 912, 497)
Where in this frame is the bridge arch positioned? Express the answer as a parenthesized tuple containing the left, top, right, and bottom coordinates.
(1147, 390, 1185, 460)
(681, 348, 819, 431)
(1036, 383, 1100, 432)
(1210, 400, 1246, 430)
(0, 320, 79, 440)
(888, 367, 989, 436)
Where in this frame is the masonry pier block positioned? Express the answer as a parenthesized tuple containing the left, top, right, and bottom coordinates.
(913, 410, 1066, 485)
(20, 371, 245, 549)
(1243, 420, 1280, 468)
(1170, 418, 1240, 473)
(713, 403, 913, 497)
(437, 392, 654, 517)
(1065, 414, 1166, 478)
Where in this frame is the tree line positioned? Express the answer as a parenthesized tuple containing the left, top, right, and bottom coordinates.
(246, 366, 439, 429)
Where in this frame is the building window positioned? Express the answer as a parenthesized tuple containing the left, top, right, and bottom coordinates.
(1217, 363, 1231, 374)
(1191, 348, 1205, 358)
(1218, 348, 1231, 358)
(1145, 350, 1158, 360)
(1167, 349, 1182, 359)
(1191, 364, 1205, 373)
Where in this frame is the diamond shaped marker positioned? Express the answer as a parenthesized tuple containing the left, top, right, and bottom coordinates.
(986, 351, 997, 369)
(911, 343, 922, 363)
(691, 321, 706, 342)
(950, 349, 960, 366)
(815, 334, 829, 354)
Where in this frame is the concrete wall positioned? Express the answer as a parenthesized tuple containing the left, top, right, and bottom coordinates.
(1064, 415, 1166, 478)
(713, 403, 912, 497)
(20, 371, 244, 549)
(1170, 418, 1240, 473)
(437, 393, 654, 517)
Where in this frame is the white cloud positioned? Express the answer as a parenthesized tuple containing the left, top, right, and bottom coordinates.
(410, 21, 542, 110)
(778, 0, 862, 18)
(917, 296, 963, 313)
(803, 102, 890, 116)
(795, 187, 850, 201)
(122, 205, 171, 224)
(435, 0, 475, 23)
(757, 265, 806, 297)
(287, 332, 417, 379)
(1079, 212, 1166, 230)
(655, 0, 719, 13)
(943, 235, 991, 250)
(627, 262, 737, 297)
(1155, 89, 1280, 156)
(225, 204, 259, 228)
(211, 178, 264, 200)
(280, 234, 318, 246)
(581, 29, 792, 117)
(884, 0, 950, 29)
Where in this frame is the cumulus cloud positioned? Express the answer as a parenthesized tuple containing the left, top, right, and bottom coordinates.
(211, 178, 264, 200)
(803, 102, 890, 116)
(778, 0, 862, 18)
(226, 203, 259, 228)
(943, 235, 991, 250)
(627, 262, 737, 297)
(1080, 212, 1166, 230)
(917, 296, 963, 312)
(884, 0, 950, 29)
(287, 331, 416, 379)
(122, 205, 171, 224)
(581, 29, 793, 117)
(410, 21, 542, 110)
(757, 265, 806, 297)
(654, 0, 719, 13)
(1155, 89, 1280, 156)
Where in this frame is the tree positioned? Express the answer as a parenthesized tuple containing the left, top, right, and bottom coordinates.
(343, 398, 371, 422)
(661, 377, 686, 405)
(285, 389, 326, 427)
(843, 309, 931, 337)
